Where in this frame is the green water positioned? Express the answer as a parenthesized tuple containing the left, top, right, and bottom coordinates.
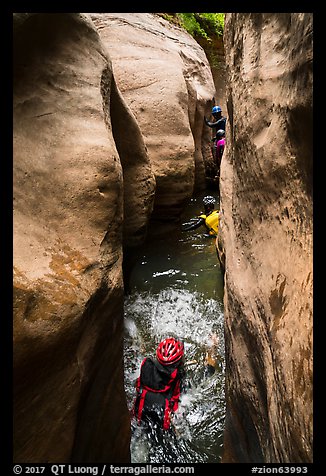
(123, 190, 225, 463)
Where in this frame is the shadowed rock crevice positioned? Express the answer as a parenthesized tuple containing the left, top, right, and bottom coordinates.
(70, 285, 129, 463)
(109, 74, 156, 248)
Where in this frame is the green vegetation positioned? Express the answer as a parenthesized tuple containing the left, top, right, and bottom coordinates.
(178, 13, 224, 39)
(159, 13, 225, 70)
(160, 13, 225, 40)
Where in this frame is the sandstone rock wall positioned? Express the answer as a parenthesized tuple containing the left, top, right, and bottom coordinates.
(220, 13, 313, 463)
(13, 13, 155, 463)
(91, 13, 216, 219)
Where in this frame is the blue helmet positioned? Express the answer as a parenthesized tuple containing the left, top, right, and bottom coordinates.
(212, 105, 222, 114)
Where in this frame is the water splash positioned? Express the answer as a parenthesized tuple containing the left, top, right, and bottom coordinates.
(124, 288, 225, 463)
(124, 190, 225, 462)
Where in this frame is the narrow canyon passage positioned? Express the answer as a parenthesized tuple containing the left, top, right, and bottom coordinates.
(123, 190, 225, 463)
(13, 12, 313, 464)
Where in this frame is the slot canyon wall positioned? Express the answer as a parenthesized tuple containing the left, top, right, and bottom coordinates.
(13, 12, 139, 463)
(13, 13, 216, 463)
(219, 13, 313, 462)
(90, 13, 216, 220)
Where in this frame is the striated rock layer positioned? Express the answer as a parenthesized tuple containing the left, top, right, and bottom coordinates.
(219, 13, 313, 462)
(91, 13, 216, 219)
(13, 13, 155, 463)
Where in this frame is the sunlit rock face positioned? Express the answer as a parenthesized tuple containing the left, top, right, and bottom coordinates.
(219, 13, 313, 463)
(13, 13, 155, 463)
(91, 13, 217, 219)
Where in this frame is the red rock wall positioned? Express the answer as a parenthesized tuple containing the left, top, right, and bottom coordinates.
(220, 13, 313, 463)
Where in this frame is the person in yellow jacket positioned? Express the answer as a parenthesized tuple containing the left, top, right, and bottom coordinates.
(181, 196, 219, 236)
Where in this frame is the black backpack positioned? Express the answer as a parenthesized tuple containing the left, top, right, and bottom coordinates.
(133, 357, 182, 430)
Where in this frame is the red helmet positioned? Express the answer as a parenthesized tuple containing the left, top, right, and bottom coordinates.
(156, 338, 184, 366)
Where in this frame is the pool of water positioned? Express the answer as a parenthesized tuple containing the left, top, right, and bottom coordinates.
(123, 191, 225, 463)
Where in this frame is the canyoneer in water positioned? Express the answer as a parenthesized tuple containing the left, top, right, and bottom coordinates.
(181, 196, 220, 237)
(132, 337, 185, 435)
(131, 334, 221, 453)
